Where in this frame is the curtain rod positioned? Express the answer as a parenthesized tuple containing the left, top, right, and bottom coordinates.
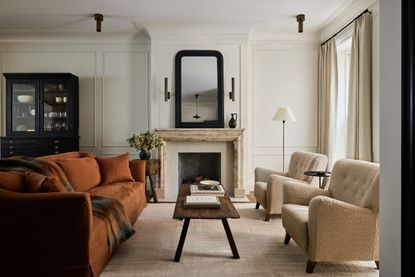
(321, 9, 371, 46)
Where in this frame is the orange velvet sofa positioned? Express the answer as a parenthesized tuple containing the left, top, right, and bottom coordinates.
(0, 151, 147, 277)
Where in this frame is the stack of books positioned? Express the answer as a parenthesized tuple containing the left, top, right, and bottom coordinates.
(184, 181, 225, 208)
(183, 195, 220, 208)
(190, 183, 225, 197)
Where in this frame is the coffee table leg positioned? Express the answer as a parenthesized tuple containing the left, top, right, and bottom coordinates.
(221, 218, 240, 259)
(174, 218, 190, 262)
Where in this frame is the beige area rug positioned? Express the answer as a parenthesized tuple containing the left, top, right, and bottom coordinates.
(102, 203, 379, 277)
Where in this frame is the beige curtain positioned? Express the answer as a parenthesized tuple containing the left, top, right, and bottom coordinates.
(347, 13, 373, 161)
(318, 39, 338, 165)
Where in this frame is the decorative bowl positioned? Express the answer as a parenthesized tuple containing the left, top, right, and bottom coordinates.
(200, 180, 220, 186)
(17, 95, 34, 103)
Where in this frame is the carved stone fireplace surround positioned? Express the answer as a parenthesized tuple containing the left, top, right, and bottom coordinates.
(155, 128, 245, 198)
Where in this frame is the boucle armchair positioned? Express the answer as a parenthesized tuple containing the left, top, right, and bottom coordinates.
(254, 151, 328, 221)
(282, 159, 379, 273)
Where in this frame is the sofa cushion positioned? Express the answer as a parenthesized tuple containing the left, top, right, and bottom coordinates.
(282, 204, 309, 251)
(56, 157, 101, 192)
(0, 171, 25, 192)
(25, 172, 68, 193)
(39, 151, 95, 162)
(95, 153, 134, 185)
(90, 181, 146, 225)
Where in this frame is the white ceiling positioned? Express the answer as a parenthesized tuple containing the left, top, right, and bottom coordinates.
(0, 0, 354, 35)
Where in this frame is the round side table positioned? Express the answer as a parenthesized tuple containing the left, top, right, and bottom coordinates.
(304, 171, 331, 189)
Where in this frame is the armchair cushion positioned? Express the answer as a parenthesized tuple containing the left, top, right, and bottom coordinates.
(283, 181, 331, 206)
(288, 152, 328, 183)
(255, 167, 287, 182)
(282, 204, 309, 250)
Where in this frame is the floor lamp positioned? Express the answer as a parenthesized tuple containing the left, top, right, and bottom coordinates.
(272, 107, 296, 171)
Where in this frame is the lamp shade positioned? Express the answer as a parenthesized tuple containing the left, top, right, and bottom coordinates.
(272, 107, 296, 122)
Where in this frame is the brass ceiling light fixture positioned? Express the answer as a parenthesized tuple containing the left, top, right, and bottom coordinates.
(94, 14, 104, 32)
(296, 14, 305, 33)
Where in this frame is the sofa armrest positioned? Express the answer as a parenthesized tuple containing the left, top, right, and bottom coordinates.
(0, 189, 92, 268)
(308, 196, 379, 261)
(255, 167, 287, 182)
(129, 159, 146, 183)
(283, 181, 330, 205)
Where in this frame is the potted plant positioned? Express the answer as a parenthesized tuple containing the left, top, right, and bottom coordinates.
(127, 129, 164, 160)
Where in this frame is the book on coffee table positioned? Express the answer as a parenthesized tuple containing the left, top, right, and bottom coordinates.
(184, 195, 221, 208)
(190, 183, 225, 196)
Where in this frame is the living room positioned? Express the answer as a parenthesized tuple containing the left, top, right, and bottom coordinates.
(0, 0, 407, 276)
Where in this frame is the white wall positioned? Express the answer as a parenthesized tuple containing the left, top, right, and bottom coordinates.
(379, 0, 401, 275)
(0, 33, 150, 158)
(246, 40, 319, 191)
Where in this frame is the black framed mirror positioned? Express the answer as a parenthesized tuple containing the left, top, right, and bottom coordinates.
(175, 50, 224, 128)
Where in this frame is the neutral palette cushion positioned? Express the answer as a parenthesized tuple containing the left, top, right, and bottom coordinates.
(254, 181, 267, 207)
(282, 204, 309, 251)
(56, 157, 101, 192)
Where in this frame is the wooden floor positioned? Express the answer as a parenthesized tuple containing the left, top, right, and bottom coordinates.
(102, 203, 379, 277)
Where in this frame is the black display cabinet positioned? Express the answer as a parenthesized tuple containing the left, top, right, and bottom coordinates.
(1, 73, 79, 157)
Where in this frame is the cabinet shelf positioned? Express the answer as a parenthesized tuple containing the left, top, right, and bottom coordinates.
(3, 72, 79, 157)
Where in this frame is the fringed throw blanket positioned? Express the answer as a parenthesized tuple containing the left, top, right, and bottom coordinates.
(0, 157, 135, 253)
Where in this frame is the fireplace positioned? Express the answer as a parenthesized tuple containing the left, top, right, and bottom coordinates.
(155, 128, 245, 199)
(178, 152, 221, 185)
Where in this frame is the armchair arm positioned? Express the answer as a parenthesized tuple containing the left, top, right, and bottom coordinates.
(0, 189, 92, 269)
(264, 174, 303, 214)
(283, 181, 330, 205)
(255, 167, 287, 182)
(308, 196, 379, 261)
(129, 159, 146, 183)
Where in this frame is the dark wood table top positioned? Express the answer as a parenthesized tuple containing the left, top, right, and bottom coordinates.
(173, 184, 240, 220)
(304, 170, 332, 177)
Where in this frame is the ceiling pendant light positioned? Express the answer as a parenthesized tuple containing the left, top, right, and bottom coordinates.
(94, 14, 104, 32)
(296, 14, 305, 33)
(193, 94, 201, 119)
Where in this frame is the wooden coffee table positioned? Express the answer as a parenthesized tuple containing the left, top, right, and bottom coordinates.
(173, 184, 240, 262)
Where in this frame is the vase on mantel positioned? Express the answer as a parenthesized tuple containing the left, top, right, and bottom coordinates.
(229, 113, 237, 128)
(139, 150, 151, 160)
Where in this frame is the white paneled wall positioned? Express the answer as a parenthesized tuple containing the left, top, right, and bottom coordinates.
(246, 41, 319, 191)
(0, 37, 150, 158)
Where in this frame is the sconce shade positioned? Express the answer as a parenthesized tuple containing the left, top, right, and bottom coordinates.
(272, 107, 296, 122)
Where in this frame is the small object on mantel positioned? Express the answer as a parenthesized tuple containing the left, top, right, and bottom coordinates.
(229, 113, 237, 128)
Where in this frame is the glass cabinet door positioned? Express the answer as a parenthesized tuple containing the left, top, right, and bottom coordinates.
(41, 81, 71, 135)
(11, 82, 37, 134)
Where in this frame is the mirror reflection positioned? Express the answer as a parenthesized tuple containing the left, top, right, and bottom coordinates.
(181, 56, 218, 122)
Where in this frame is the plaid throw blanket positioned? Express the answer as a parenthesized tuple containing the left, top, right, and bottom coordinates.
(0, 156, 135, 253)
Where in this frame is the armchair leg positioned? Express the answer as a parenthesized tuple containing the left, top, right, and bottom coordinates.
(265, 213, 272, 221)
(255, 202, 260, 209)
(375, 261, 379, 269)
(284, 233, 291, 245)
(306, 260, 317, 274)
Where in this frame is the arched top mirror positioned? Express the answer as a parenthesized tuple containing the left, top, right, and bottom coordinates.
(175, 50, 224, 128)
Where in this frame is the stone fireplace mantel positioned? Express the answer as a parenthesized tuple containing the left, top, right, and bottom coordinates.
(155, 128, 245, 198)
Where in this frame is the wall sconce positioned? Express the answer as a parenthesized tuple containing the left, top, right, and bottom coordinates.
(94, 14, 103, 32)
(296, 14, 305, 33)
(229, 77, 235, 101)
(164, 77, 171, 101)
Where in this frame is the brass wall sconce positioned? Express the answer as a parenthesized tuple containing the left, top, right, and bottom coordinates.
(164, 77, 171, 101)
(229, 77, 235, 101)
(296, 14, 305, 33)
(94, 14, 104, 32)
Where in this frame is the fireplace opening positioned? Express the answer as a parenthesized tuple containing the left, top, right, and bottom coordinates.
(178, 152, 221, 185)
